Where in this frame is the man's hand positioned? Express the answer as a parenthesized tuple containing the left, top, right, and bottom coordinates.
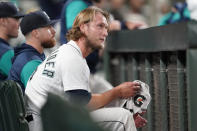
(115, 82, 141, 99)
(133, 113, 147, 128)
(125, 21, 148, 30)
(88, 82, 140, 110)
(125, 21, 143, 30)
(109, 20, 121, 31)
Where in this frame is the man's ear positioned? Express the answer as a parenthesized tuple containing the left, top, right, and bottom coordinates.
(80, 23, 87, 34)
(31, 29, 39, 38)
(0, 18, 7, 27)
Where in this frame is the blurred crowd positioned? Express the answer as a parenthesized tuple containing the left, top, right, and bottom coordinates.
(3, 0, 196, 48)
(2, 0, 183, 47)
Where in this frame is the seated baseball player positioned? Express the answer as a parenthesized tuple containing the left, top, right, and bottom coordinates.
(25, 7, 150, 131)
(8, 10, 57, 91)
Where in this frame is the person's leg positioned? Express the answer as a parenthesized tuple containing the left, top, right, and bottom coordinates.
(105, 98, 126, 108)
(90, 107, 137, 131)
(28, 113, 43, 131)
(25, 96, 43, 131)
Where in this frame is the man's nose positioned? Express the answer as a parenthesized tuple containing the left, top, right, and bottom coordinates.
(50, 27, 56, 35)
(103, 29, 108, 37)
(16, 20, 20, 27)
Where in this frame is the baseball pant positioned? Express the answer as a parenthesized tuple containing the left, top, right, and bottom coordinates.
(90, 107, 136, 131)
(28, 113, 43, 131)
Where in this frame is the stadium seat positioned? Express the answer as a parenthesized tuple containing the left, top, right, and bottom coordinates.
(41, 93, 105, 131)
(0, 80, 29, 131)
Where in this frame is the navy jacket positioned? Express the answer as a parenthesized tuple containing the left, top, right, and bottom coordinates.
(0, 38, 14, 80)
(8, 43, 45, 91)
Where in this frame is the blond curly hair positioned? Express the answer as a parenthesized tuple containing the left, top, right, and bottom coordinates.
(66, 6, 109, 41)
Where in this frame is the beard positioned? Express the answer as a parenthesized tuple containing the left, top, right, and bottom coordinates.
(8, 31, 19, 39)
(86, 37, 104, 51)
(41, 37, 56, 48)
(86, 40, 104, 51)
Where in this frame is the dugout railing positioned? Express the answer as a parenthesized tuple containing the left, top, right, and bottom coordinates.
(0, 80, 29, 131)
(104, 20, 197, 131)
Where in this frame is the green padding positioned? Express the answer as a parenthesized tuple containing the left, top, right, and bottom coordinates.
(0, 50, 14, 76)
(41, 93, 105, 131)
(66, 0, 88, 29)
(187, 49, 197, 131)
(0, 80, 29, 131)
(21, 60, 42, 88)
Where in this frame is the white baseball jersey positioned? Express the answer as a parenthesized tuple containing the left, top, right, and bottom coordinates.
(25, 40, 90, 109)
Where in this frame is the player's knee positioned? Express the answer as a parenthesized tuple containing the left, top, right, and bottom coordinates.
(115, 108, 133, 121)
(120, 108, 132, 115)
(118, 108, 136, 130)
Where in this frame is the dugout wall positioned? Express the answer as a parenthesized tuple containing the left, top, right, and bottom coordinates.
(104, 20, 197, 131)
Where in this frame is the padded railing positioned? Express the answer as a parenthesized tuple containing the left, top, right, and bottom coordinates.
(104, 20, 197, 131)
(41, 93, 105, 131)
(0, 80, 29, 131)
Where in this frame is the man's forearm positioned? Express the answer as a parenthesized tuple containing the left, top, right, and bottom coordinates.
(87, 81, 140, 110)
(87, 87, 120, 110)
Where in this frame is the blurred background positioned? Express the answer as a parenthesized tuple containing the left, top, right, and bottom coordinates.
(1, 0, 188, 48)
(3, 0, 183, 26)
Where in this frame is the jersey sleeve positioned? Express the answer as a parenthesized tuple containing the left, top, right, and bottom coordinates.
(20, 60, 42, 88)
(0, 50, 14, 76)
(59, 54, 90, 92)
(65, 0, 88, 29)
(65, 89, 91, 106)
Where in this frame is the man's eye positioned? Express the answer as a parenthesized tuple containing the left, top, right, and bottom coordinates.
(98, 24, 104, 28)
